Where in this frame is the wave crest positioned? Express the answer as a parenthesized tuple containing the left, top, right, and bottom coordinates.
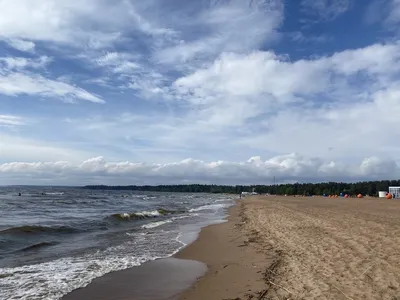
(108, 208, 183, 221)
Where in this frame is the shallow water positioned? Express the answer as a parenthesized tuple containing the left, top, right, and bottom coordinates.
(0, 187, 235, 300)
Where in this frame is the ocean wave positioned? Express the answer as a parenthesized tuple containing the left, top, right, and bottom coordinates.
(188, 203, 227, 212)
(17, 241, 58, 252)
(107, 208, 183, 221)
(43, 192, 64, 196)
(0, 225, 80, 235)
(0, 253, 155, 300)
(141, 220, 172, 229)
(141, 215, 194, 229)
(0, 235, 186, 300)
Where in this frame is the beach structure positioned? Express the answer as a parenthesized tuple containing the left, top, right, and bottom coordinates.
(388, 187, 400, 199)
(378, 191, 388, 198)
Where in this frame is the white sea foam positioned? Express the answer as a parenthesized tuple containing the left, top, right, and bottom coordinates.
(44, 192, 64, 195)
(141, 215, 195, 229)
(135, 210, 161, 217)
(0, 233, 187, 300)
(114, 210, 161, 220)
(141, 219, 173, 229)
(0, 254, 152, 300)
(189, 203, 227, 212)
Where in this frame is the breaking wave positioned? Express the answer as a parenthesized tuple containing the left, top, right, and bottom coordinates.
(141, 215, 196, 229)
(188, 203, 227, 212)
(107, 209, 184, 221)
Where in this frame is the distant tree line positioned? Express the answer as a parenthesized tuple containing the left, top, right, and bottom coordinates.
(83, 179, 400, 196)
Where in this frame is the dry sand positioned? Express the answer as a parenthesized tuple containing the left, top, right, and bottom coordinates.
(177, 196, 400, 300)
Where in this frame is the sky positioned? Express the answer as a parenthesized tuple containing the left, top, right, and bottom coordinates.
(1, 0, 400, 185)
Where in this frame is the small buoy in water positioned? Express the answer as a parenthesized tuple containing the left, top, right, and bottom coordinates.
(18, 193, 21, 196)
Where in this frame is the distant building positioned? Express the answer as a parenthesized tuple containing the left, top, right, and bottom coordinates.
(389, 187, 400, 199)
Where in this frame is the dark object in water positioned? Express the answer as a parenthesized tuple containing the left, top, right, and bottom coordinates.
(18, 193, 21, 196)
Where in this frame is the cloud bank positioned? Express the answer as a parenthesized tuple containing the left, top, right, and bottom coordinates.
(1, 155, 398, 185)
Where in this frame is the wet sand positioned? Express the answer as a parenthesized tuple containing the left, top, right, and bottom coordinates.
(63, 195, 400, 300)
(62, 258, 207, 300)
(175, 201, 276, 300)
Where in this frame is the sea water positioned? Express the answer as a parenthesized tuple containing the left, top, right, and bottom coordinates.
(0, 187, 235, 300)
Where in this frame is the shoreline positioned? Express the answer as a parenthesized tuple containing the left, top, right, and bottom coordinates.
(62, 198, 245, 300)
(63, 195, 400, 299)
(174, 200, 276, 300)
(63, 198, 278, 300)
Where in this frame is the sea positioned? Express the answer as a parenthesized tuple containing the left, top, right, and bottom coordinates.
(0, 186, 236, 300)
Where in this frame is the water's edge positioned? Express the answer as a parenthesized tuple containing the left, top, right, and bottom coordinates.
(61, 200, 238, 300)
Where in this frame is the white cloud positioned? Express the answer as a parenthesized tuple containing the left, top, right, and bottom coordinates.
(365, 0, 400, 29)
(155, 0, 283, 65)
(0, 154, 398, 185)
(95, 52, 140, 74)
(301, 0, 352, 21)
(172, 42, 400, 122)
(0, 72, 104, 103)
(0, 56, 51, 70)
(174, 51, 326, 101)
(387, 0, 400, 24)
(0, 115, 26, 126)
(59, 40, 400, 167)
(6, 38, 35, 52)
(0, 0, 175, 48)
(0, 54, 102, 104)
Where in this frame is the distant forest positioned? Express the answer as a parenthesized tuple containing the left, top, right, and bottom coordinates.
(83, 179, 400, 196)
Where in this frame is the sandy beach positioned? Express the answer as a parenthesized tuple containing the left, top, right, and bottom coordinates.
(63, 195, 400, 300)
(178, 196, 400, 299)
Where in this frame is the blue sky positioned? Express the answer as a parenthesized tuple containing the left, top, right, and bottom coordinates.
(1, 0, 400, 185)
